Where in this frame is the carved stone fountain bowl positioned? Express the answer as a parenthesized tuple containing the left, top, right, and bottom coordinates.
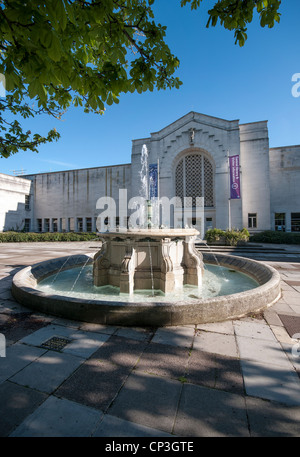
(11, 233, 281, 326)
(93, 228, 204, 295)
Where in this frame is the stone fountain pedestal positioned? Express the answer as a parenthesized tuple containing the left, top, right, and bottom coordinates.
(93, 229, 204, 294)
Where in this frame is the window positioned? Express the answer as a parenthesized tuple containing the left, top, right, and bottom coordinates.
(175, 153, 214, 207)
(52, 218, 58, 232)
(60, 218, 66, 232)
(25, 195, 30, 211)
(86, 217, 92, 232)
(291, 213, 300, 232)
(37, 219, 42, 232)
(248, 213, 257, 229)
(44, 218, 50, 232)
(69, 217, 74, 232)
(24, 219, 31, 232)
(77, 217, 83, 232)
(275, 213, 285, 231)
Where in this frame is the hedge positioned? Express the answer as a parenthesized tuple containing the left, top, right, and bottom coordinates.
(250, 230, 300, 245)
(0, 231, 99, 243)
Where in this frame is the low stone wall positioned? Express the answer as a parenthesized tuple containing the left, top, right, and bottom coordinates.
(11, 253, 281, 326)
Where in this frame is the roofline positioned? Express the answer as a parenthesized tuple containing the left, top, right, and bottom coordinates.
(270, 144, 300, 150)
(24, 162, 132, 177)
(150, 111, 240, 136)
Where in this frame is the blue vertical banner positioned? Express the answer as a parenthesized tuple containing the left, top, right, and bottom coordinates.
(149, 163, 158, 198)
(229, 155, 241, 199)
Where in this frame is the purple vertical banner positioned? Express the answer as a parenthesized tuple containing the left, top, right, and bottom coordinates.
(229, 155, 241, 199)
(149, 164, 158, 198)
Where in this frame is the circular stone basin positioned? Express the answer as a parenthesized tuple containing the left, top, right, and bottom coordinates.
(11, 251, 281, 326)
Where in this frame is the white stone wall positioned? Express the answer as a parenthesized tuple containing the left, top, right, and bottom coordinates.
(0, 173, 32, 231)
(239, 121, 271, 232)
(131, 112, 243, 233)
(1, 112, 298, 235)
(25, 164, 131, 232)
(269, 145, 300, 231)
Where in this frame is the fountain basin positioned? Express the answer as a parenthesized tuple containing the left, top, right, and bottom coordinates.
(11, 252, 281, 326)
(93, 228, 203, 294)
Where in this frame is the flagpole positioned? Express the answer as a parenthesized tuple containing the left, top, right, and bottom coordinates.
(227, 150, 231, 231)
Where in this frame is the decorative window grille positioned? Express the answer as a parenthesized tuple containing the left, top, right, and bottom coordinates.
(175, 158, 184, 207)
(175, 154, 214, 207)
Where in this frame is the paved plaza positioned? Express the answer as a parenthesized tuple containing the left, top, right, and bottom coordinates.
(0, 241, 300, 437)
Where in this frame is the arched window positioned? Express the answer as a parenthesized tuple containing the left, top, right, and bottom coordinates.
(175, 153, 214, 207)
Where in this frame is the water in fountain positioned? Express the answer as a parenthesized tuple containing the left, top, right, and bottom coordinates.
(70, 256, 92, 292)
(51, 238, 100, 286)
(38, 262, 258, 302)
(147, 239, 155, 296)
(200, 239, 229, 283)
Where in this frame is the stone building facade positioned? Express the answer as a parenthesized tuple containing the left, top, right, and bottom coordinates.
(0, 111, 299, 236)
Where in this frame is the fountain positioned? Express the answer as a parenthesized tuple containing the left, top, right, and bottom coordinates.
(93, 145, 204, 295)
(11, 145, 281, 326)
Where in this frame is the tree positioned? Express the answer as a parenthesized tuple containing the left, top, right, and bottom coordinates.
(0, 0, 281, 158)
(182, 0, 281, 46)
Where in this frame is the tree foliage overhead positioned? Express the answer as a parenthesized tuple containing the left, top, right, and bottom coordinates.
(182, 0, 281, 46)
(0, 0, 281, 159)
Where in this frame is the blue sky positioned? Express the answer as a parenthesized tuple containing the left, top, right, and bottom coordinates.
(1, 0, 300, 176)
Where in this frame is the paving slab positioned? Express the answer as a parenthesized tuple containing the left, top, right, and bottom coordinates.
(270, 325, 296, 345)
(236, 335, 295, 369)
(233, 320, 277, 341)
(62, 331, 110, 358)
(108, 372, 182, 434)
(0, 343, 47, 384)
(193, 330, 238, 357)
(10, 396, 103, 437)
(279, 342, 300, 376)
(0, 381, 47, 437)
(241, 359, 300, 405)
(246, 396, 300, 437)
(56, 336, 147, 411)
(56, 358, 133, 411)
(92, 414, 174, 437)
(135, 342, 190, 380)
(19, 324, 78, 347)
(151, 325, 195, 348)
(0, 312, 50, 345)
(114, 326, 154, 341)
(10, 350, 83, 393)
(173, 383, 249, 437)
(89, 335, 148, 368)
(79, 322, 117, 335)
(196, 320, 234, 335)
(186, 350, 244, 395)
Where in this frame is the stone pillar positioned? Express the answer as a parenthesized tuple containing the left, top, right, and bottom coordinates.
(183, 236, 203, 287)
(93, 240, 111, 287)
(120, 240, 136, 294)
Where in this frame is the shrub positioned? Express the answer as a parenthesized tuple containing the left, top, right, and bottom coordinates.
(205, 228, 250, 246)
(205, 228, 225, 244)
(0, 232, 98, 243)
